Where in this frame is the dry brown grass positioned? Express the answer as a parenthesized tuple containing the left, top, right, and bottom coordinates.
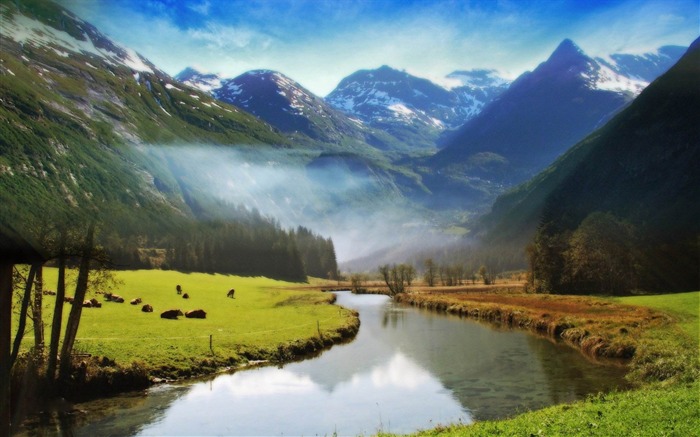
(395, 290, 669, 360)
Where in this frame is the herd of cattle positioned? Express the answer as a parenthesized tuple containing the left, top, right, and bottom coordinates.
(43, 285, 237, 320)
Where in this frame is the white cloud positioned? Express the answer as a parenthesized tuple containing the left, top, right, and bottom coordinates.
(187, 22, 274, 51)
(188, 0, 211, 16)
(570, 0, 697, 57)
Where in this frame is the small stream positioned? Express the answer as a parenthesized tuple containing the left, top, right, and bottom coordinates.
(19, 292, 628, 436)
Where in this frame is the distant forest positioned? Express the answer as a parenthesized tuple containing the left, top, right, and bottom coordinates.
(109, 218, 338, 282)
(6, 203, 338, 283)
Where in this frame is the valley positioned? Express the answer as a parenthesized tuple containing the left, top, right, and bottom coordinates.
(1, 0, 698, 435)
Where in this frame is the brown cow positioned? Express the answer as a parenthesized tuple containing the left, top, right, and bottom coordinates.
(82, 300, 92, 308)
(142, 304, 154, 313)
(130, 298, 142, 305)
(182, 293, 189, 299)
(93, 302, 102, 308)
(160, 309, 183, 319)
(176, 285, 182, 295)
(89, 298, 99, 306)
(111, 294, 125, 303)
(43, 290, 56, 296)
(103, 292, 113, 301)
(64, 296, 74, 303)
(185, 309, 206, 319)
(227, 289, 235, 298)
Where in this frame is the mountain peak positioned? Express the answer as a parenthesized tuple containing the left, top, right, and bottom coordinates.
(175, 67, 222, 93)
(243, 69, 278, 77)
(175, 67, 203, 81)
(548, 39, 587, 63)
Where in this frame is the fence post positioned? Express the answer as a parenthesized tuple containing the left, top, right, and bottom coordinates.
(209, 334, 213, 354)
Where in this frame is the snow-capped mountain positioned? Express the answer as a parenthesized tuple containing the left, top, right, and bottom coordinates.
(178, 69, 404, 155)
(532, 39, 651, 96)
(596, 45, 686, 83)
(423, 39, 644, 208)
(326, 65, 460, 130)
(212, 70, 358, 140)
(174, 67, 223, 93)
(325, 65, 511, 153)
(444, 69, 511, 121)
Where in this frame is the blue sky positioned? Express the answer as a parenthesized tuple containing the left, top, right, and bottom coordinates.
(60, 0, 698, 95)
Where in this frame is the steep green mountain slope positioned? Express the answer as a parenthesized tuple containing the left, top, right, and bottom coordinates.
(0, 0, 289, 228)
(479, 37, 700, 291)
(0, 0, 340, 280)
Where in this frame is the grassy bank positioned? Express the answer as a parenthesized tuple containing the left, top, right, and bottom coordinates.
(394, 291, 655, 359)
(13, 269, 358, 379)
(385, 290, 699, 436)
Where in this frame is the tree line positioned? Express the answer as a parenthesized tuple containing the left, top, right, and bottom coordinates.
(526, 211, 669, 294)
(109, 217, 338, 282)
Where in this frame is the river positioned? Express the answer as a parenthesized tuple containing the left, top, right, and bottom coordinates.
(20, 292, 628, 436)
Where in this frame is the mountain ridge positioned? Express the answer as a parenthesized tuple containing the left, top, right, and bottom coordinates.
(478, 37, 700, 291)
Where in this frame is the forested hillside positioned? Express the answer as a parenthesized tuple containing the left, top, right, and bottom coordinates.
(481, 38, 700, 293)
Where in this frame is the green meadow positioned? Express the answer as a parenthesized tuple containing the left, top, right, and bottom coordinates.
(14, 269, 356, 376)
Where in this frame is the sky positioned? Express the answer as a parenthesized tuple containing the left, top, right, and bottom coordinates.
(60, 0, 698, 96)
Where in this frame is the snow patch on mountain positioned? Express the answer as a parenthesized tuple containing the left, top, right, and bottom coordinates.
(584, 63, 647, 95)
(445, 69, 510, 90)
(2, 6, 153, 73)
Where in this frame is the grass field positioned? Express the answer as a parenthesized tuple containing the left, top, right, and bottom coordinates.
(382, 290, 700, 436)
(13, 269, 357, 377)
(615, 292, 699, 346)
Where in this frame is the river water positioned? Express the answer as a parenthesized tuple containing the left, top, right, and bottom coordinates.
(21, 292, 628, 436)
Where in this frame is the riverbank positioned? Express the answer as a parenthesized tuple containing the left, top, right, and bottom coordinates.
(383, 290, 700, 436)
(394, 291, 649, 359)
(10, 270, 359, 425)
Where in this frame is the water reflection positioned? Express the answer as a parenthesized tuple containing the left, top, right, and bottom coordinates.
(19, 292, 627, 436)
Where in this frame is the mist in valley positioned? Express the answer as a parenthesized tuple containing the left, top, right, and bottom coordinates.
(141, 144, 462, 267)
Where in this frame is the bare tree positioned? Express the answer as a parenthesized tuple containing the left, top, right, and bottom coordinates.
(478, 265, 491, 285)
(349, 273, 366, 293)
(46, 228, 68, 382)
(30, 265, 44, 351)
(379, 264, 411, 297)
(58, 223, 96, 382)
(423, 258, 436, 287)
(10, 263, 40, 367)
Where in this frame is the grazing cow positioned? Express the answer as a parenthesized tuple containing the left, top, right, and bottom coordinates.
(227, 289, 235, 298)
(182, 293, 189, 299)
(43, 290, 56, 296)
(160, 309, 183, 319)
(64, 296, 74, 303)
(176, 285, 182, 295)
(111, 294, 125, 303)
(103, 292, 113, 301)
(142, 304, 154, 313)
(82, 300, 92, 308)
(130, 298, 142, 305)
(185, 309, 207, 319)
(89, 298, 99, 306)
(93, 302, 102, 308)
